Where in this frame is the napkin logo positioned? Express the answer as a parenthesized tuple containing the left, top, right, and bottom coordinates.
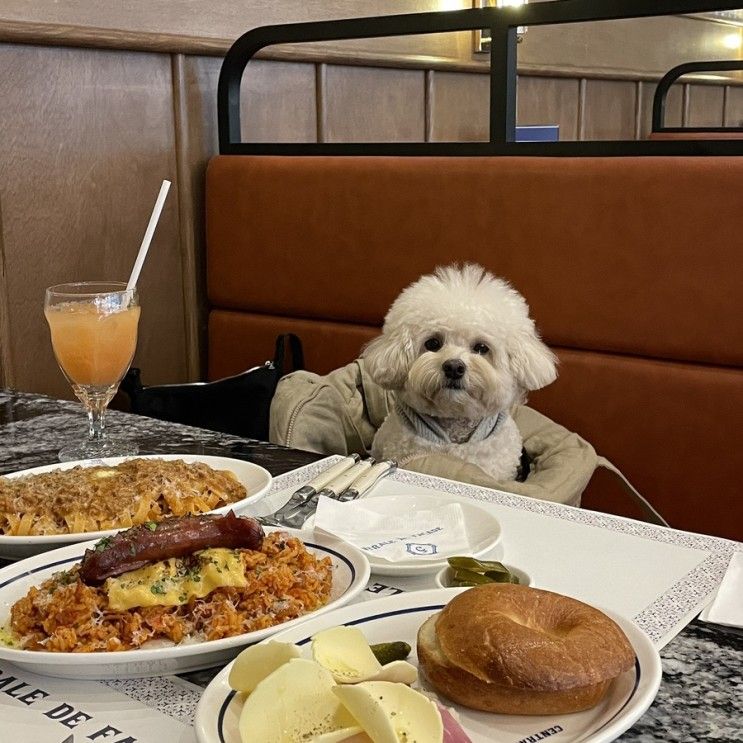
(405, 542, 438, 556)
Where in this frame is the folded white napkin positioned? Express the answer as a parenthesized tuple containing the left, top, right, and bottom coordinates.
(699, 551, 743, 628)
(313, 496, 471, 563)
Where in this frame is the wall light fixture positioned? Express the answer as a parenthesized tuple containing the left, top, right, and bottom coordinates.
(474, 0, 529, 54)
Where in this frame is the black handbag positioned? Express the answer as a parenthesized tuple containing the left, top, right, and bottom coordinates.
(120, 334, 304, 441)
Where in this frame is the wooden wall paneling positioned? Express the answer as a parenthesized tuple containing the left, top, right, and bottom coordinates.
(686, 84, 726, 127)
(1, 4, 737, 83)
(428, 71, 488, 142)
(632, 82, 642, 140)
(724, 84, 743, 127)
(518, 16, 743, 82)
(0, 195, 13, 388)
(638, 80, 684, 138)
(0, 1, 474, 63)
(581, 79, 638, 140)
(316, 63, 328, 142)
(172, 54, 203, 381)
(577, 79, 587, 140)
(182, 57, 317, 152)
(517, 76, 581, 141)
(323, 65, 426, 142)
(241, 59, 318, 143)
(176, 56, 317, 377)
(0, 43, 186, 398)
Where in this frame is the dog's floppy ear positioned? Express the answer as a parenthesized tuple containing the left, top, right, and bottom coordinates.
(362, 329, 413, 390)
(507, 329, 558, 393)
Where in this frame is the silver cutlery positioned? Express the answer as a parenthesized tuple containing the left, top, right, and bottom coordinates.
(337, 459, 397, 501)
(314, 458, 375, 500)
(260, 454, 361, 528)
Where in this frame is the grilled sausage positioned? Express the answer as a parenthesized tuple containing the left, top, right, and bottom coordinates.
(79, 511, 264, 585)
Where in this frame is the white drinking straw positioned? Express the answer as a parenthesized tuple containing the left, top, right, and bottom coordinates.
(126, 179, 171, 291)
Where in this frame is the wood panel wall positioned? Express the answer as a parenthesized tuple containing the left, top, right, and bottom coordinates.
(0, 43, 187, 399)
(1, 15, 742, 396)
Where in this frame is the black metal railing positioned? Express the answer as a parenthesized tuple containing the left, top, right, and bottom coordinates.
(652, 60, 743, 132)
(218, 0, 743, 156)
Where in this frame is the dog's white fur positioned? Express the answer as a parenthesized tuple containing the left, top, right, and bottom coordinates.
(364, 264, 557, 481)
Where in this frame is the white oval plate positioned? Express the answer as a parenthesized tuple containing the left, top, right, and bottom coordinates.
(307, 493, 502, 577)
(0, 454, 273, 560)
(0, 527, 370, 679)
(195, 588, 662, 743)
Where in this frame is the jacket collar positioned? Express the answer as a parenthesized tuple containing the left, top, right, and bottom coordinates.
(395, 400, 504, 444)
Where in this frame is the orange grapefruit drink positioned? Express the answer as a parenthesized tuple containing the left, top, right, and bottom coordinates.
(45, 302, 140, 388)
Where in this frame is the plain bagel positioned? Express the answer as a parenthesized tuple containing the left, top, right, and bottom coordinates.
(417, 583, 636, 715)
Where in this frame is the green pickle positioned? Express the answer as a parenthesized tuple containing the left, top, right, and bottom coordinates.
(450, 568, 492, 586)
(369, 641, 412, 665)
(446, 556, 519, 586)
(484, 569, 520, 584)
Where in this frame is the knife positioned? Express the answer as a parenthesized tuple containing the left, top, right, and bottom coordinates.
(263, 454, 360, 526)
(338, 460, 397, 501)
(314, 458, 375, 500)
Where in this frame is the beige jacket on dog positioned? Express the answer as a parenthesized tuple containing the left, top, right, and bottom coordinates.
(269, 360, 598, 508)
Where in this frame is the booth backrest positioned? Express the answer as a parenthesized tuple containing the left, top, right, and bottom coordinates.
(206, 155, 743, 541)
(648, 132, 743, 140)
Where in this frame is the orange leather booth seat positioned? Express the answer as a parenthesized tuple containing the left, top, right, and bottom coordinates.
(206, 155, 743, 541)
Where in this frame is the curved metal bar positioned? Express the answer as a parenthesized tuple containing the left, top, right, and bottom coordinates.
(217, 7, 516, 152)
(652, 60, 743, 132)
(217, 0, 743, 155)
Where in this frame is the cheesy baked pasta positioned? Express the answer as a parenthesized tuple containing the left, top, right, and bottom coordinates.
(0, 458, 248, 536)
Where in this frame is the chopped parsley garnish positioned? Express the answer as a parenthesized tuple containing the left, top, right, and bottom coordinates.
(145, 521, 158, 531)
(185, 565, 202, 582)
(95, 536, 112, 552)
(150, 582, 166, 596)
(55, 570, 76, 586)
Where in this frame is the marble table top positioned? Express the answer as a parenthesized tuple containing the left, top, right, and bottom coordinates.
(1, 389, 741, 743)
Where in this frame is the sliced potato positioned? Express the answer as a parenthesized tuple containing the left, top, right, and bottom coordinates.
(369, 660, 418, 686)
(312, 627, 417, 685)
(333, 681, 443, 743)
(238, 658, 358, 743)
(311, 731, 370, 742)
(228, 641, 302, 693)
(312, 627, 382, 683)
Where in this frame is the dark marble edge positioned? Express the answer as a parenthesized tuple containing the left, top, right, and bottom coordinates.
(0, 388, 321, 477)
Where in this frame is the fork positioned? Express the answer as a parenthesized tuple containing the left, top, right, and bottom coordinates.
(260, 459, 398, 530)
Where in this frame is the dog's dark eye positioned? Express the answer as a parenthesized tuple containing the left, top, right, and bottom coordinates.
(424, 337, 442, 352)
(472, 342, 490, 355)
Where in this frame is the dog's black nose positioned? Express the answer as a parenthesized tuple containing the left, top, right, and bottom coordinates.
(442, 359, 466, 380)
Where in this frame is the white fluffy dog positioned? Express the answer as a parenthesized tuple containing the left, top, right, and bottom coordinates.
(364, 264, 557, 481)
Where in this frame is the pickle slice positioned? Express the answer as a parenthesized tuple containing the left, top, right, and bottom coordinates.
(484, 569, 520, 584)
(369, 641, 412, 665)
(450, 568, 493, 585)
(445, 556, 519, 586)
(447, 556, 510, 574)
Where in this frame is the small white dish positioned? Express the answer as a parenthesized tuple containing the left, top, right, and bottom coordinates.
(0, 527, 369, 679)
(307, 493, 502, 577)
(195, 588, 662, 743)
(0, 454, 273, 560)
(435, 563, 532, 588)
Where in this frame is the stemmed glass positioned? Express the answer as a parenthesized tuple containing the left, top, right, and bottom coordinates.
(44, 282, 141, 462)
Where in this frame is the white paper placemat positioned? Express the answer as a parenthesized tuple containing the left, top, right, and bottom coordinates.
(252, 457, 739, 650)
(0, 661, 196, 741)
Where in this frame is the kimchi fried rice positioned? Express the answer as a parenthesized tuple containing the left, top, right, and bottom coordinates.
(9, 533, 332, 652)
